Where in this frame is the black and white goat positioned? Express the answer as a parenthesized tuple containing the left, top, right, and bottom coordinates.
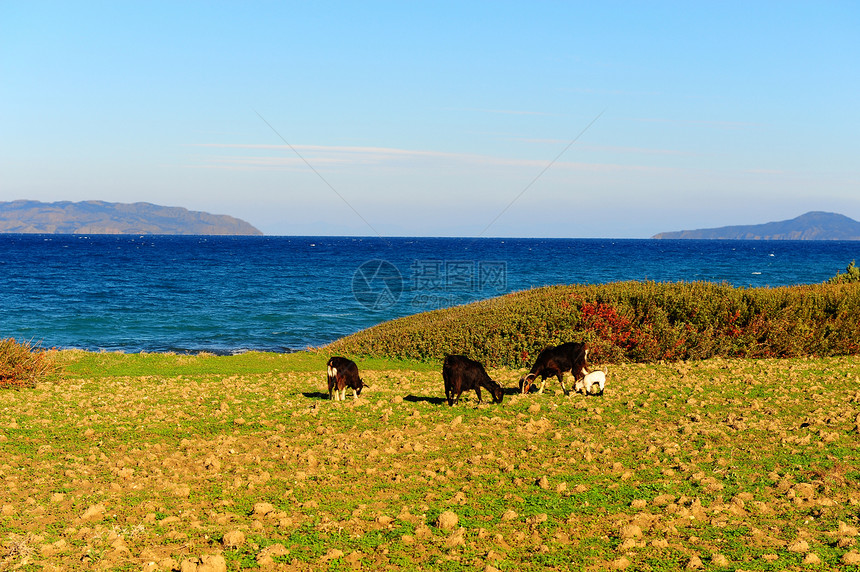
(326, 356, 363, 401)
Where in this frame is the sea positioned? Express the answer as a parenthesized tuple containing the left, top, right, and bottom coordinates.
(1, 234, 858, 354)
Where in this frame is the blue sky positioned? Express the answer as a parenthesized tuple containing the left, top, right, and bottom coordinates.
(1, 1, 857, 237)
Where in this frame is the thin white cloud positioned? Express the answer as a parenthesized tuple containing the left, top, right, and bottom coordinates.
(192, 142, 464, 159)
(510, 139, 698, 156)
(187, 142, 680, 174)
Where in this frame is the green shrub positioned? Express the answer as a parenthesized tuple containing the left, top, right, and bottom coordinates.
(326, 281, 860, 366)
(828, 260, 860, 284)
(0, 338, 58, 389)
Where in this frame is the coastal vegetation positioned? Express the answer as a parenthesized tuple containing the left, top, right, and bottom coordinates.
(0, 338, 58, 389)
(327, 280, 860, 367)
(0, 351, 858, 570)
(828, 261, 860, 284)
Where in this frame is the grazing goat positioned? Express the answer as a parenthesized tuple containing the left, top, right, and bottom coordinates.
(442, 355, 504, 406)
(575, 369, 606, 396)
(326, 356, 363, 401)
(519, 342, 589, 395)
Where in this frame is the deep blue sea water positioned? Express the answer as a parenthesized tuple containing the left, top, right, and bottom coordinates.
(1, 234, 858, 354)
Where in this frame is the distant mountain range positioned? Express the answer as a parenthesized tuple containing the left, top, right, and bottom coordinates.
(653, 211, 860, 240)
(0, 200, 262, 235)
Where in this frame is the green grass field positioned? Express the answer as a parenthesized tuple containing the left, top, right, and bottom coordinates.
(1, 350, 859, 571)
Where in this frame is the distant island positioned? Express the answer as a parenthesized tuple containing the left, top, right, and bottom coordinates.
(653, 211, 860, 240)
(0, 200, 262, 235)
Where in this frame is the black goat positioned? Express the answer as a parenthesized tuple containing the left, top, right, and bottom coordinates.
(442, 355, 504, 406)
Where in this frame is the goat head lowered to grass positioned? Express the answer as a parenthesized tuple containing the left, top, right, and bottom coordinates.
(519, 342, 590, 395)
